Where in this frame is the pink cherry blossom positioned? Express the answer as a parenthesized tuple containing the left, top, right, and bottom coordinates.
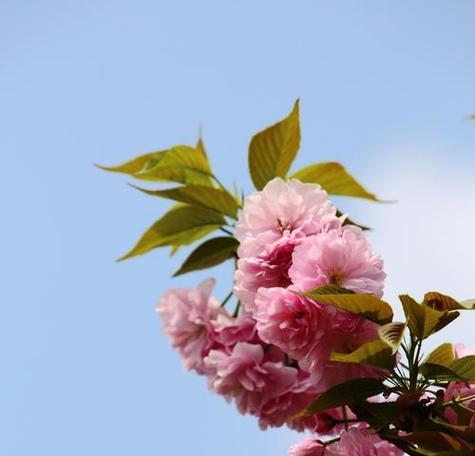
(289, 226, 385, 297)
(288, 438, 325, 456)
(254, 287, 326, 361)
(157, 279, 222, 374)
(454, 343, 475, 358)
(300, 316, 381, 390)
(235, 177, 341, 258)
(205, 342, 298, 415)
(258, 371, 318, 430)
(325, 428, 403, 455)
(210, 312, 257, 347)
(234, 231, 298, 312)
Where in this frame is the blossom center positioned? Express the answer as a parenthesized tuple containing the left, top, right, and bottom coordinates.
(327, 269, 345, 287)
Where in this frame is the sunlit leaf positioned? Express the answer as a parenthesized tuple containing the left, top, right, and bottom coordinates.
(330, 339, 395, 370)
(378, 322, 406, 354)
(131, 185, 239, 219)
(420, 363, 465, 382)
(299, 378, 385, 416)
(248, 100, 300, 189)
(301, 288, 393, 324)
(424, 343, 455, 366)
(400, 294, 460, 340)
(99, 144, 213, 186)
(118, 205, 225, 261)
(173, 236, 239, 276)
(291, 162, 379, 201)
(423, 291, 475, 311)
(450, 355, 475, 382)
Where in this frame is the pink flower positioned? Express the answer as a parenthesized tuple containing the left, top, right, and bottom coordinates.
(254, 287, 326, 361)
(454, 343, 475, 358)
(235, 178, 341, 258)
(444, 381, 475, 426)
(234, 231, 298, 312)
(210, 312, 257, 347)
(258, 371, 318, 430)
(289, 226, 385, 297)
(288, 438, 325, 456)
(157, 279, 222, 374)
(300, 317, 381, 390)
(205, 342, 298, 416)
(325, 428, 403, 455)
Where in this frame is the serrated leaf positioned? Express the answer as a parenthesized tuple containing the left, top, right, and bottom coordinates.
(378, 322, 406, 354)
(300, 378, 385, 415)
(449, 355, 475, 382)
(400, 295, 460, 340)
(130, 185, 239, 219)
(423, 292, 475, 311)
(301, 288, 393, 324)
(135, 145, 212, 185)
(291, 162, 379, 201)
(173, 236, 239, 276)
(118, 205, 225, 261)
(420, 363, 465, 382)
(100, 144, 213, 186)
(330, 339, 395, 370)
(248, 100, 300, 190)
(403, 432, 464, 453)
(424, 343, 455, 366)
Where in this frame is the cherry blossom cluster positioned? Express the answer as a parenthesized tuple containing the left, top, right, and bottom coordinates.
(157, 178, 407, 453)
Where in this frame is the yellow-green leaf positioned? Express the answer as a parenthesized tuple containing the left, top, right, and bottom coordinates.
(135, 145, 212, 185)
(424, 343, 455, 366)
(118, 205, 225, 261)
(299, 378, 385, 416)
(131, 185, 239, 219)
(400, 295, 460, 340)
(423, 291, 475, 311)
(99, 144, 213, 186)
(291, 162, 379, 201)
(248, 100, 300, 190)
(173, 237, 239, 276)
(330, 339, 395, 370)
(378, 322, 406, 354)
(301, 288, 393, 324)
(450, 356, 475, 382)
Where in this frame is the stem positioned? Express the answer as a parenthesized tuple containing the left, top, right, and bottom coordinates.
(342, 407, 349, 431)
(219, 227, 234, 236)
(220, 290, 233, 307)
(443, 393, 475, 407)
(232, 300, 241, 318)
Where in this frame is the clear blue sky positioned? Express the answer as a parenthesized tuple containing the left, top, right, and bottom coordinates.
(1, 1, 475, 455)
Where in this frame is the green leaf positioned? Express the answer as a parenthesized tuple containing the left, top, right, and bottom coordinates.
(99, 144, 213, 186)
(330, 339, 395, 370)
(449, 355, 475, 382)
(135, 145, 212, 185)
(378, 322, 406, 354)
(424, 343, 455, 366)
(420, 363, 465, 382)
(403, 431, 465, 454)
(300, 287, 393, 324)
(173, 236, 239, 276)
(130, 185, 239, 219)
(118, 205, 225, 261)
(300, 378, 385, 415)
(423, 291, 475, 311)
(400, 295, 460, 340)
(338, 210, 370, 231)
(291, 162, 379, 201)
(248, 100, 300, 190)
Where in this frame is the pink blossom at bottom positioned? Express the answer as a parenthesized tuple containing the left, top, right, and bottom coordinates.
(325, 428, 403, 456)
(288, 438, 325, 456)
(443, 381, 475, 427)
(205, 342, 298, 416)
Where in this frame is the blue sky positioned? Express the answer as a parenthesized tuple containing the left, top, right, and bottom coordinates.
(1, 1, 475, 455)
